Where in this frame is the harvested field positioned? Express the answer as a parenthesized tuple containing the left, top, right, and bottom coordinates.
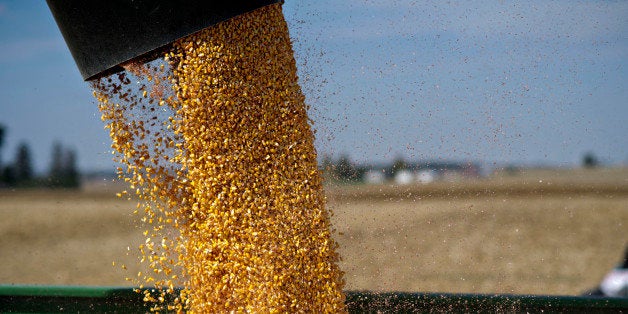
(1, 167, 627, 296)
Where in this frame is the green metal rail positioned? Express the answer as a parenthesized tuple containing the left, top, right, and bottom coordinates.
(1, 285, 626, 313)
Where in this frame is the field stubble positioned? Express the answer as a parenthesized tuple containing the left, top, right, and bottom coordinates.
(1, 167, 627, 296)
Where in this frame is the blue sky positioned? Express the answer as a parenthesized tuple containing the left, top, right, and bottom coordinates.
(0, 0, 626, 173)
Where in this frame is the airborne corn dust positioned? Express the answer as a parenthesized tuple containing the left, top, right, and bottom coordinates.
(92, 3, 346, 313)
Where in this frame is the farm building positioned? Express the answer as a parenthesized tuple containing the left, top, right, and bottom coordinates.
(363, 161, 482, 185)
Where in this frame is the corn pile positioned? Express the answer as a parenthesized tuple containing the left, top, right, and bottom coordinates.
(93, 3, 346, 313)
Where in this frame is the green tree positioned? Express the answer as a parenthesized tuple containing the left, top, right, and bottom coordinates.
(48, 142, 80, 188)
(391, 155, 407, 175)
(319, 154, 334, 179)
(335, 154, 358, 182)
(0, 124, 5, 170)
(582, 152, 598, 168)
(0, 124, 6, 185)
(14, 142, 34, 186)
(2, 165, 16, 187)
(49, 141, 64, 186)
(63, 148, 80, 188)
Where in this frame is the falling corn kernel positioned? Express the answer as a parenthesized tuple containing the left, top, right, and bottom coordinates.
(92, 3, 345, 313)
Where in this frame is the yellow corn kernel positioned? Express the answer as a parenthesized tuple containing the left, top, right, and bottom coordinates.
(92, 3, 345, 313)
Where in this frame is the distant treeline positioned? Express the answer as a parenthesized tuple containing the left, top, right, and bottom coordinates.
(0, 125, 79, 189)
(322, 151, 602, 185)
(320, 154, 366, 183)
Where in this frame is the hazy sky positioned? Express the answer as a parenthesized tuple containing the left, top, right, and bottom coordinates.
(0, 0, 626, 174)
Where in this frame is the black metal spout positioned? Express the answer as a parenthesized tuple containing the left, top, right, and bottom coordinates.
(46, 0, 282, 81)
